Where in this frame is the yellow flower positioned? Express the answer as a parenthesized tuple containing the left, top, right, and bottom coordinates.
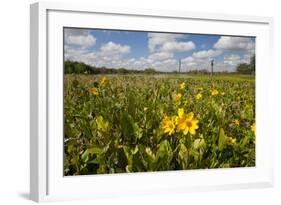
(95, 116, 109, 132)
(175, 93, 182, 101)
(196, 93, 202, 100)
(90, 87, 99, 96)
(233, 119, 240, 126)
(161, 116, 176, 136)
(176, 109, 199, 135)
(99, 76, 108, 86)
(178, 108, 185, 118)
(251, 123, 256, 135)
(197, 87, 203, 91)
(211, 89, 219, 96)
(225, 137, 236, 145)
(180, 82, 186, 90)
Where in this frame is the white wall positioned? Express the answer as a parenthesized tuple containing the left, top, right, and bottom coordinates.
(0, 0, 280, 204)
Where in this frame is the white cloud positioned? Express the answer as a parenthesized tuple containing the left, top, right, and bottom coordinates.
(243, 53, 253, 64)
(65, 41, 131, 67)
(177, 49, 222, 71)
(214, 36, 255, 51)
(65, 28, 96, 48)
(66, 34, 96, 48)
(148, 33, 184, 52)
(224, 54, 241, 65)
(192, 49, 222, 59)
(148, 33, 195, 54)
(148, 52, 173, 61)
(100, 41, 130, 56)
(182, 56, 195, 65)
(161, 41, 195, 53)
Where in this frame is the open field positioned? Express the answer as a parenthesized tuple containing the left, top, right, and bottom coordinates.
(64, 74, 255, 175)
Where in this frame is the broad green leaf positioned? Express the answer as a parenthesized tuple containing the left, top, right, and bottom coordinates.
(218, 128, 226, 151)
(178, 144, 188, 161)
(88, 146, 103, 155)
(81, 149, 89, 162)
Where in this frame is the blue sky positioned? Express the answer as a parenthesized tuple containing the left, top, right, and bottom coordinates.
(64, 28, 255, 72)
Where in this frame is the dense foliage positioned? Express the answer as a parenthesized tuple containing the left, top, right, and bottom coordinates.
(64, 60, 158, 75)
(64, 56, 255, 75)
(236, 55, 255, 74)
(64, 74, 255, 175)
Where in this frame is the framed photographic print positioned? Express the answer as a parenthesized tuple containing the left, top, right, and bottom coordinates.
(30, 2, 274, 202)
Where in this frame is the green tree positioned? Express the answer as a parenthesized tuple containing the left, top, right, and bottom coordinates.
(250, 54, 255, 73)
(236, 54, 255, 74)
(144, 68, 156, 74)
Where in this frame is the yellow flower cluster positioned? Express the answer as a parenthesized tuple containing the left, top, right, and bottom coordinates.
(211, 89, 219, 96)
(90, 87, 99, 96)
(233, 119, 240, 126)
(251, 123, 256, 135)
(161, 108, 199, 136)
(180, 82, 186, 90)
(175, 93, 182, 101)
(99, 76, 108, 86)
(196, 93, 202, 100)
(225, 136, 236, 145)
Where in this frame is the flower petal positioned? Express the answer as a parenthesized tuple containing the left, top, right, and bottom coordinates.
(189, 128, 196, 135)
(178, 108, 184, 117)
(183, 127, 189, 135)
(186, 112, 194, 120)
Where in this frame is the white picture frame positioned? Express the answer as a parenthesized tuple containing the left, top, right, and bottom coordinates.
(30, 1, 274, 202)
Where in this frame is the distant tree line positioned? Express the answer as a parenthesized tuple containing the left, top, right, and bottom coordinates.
(236, 55, 255, 74)
(65, 55, 255, 75)
(64, 60, 160, 75)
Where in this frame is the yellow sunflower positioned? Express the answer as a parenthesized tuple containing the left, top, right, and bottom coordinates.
(196, 93, 202, 100)
(211, 89, 219, 96)
(90, 87, 99, 96)
(161, 116, 176, 136)
(175, 93, 182, 101)
(99, 76, 107, 86)
(180, 82, 186, 90)
(176, 109, 199, 135)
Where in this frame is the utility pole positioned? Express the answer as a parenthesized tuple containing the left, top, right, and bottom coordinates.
(178, 58, 181, 73)
(211, 59, 214, 76)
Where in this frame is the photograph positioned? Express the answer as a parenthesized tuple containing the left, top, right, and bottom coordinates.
(63, 27, 256, 176)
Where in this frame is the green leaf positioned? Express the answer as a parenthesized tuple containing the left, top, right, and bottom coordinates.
(190, 149, 199, 161)
(131, 145, 139, 155)
(156, 140, 173, 167)
(88, 146, 103, 155)
(145, 147, 156, 162)
(81, 149, 89, 162)
(178, 144, 188, 161)
(87, 158, 99, 164)
(120, 113, 135, 138)
(218, 128, 226, 151)
(193, 138, 206, 150)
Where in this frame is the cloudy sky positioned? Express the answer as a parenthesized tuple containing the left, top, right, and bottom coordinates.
(64, 28, 255, 72)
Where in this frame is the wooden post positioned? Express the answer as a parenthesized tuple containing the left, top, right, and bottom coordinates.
(211, 59, 214, 76)
(178, 58, 181, 73)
